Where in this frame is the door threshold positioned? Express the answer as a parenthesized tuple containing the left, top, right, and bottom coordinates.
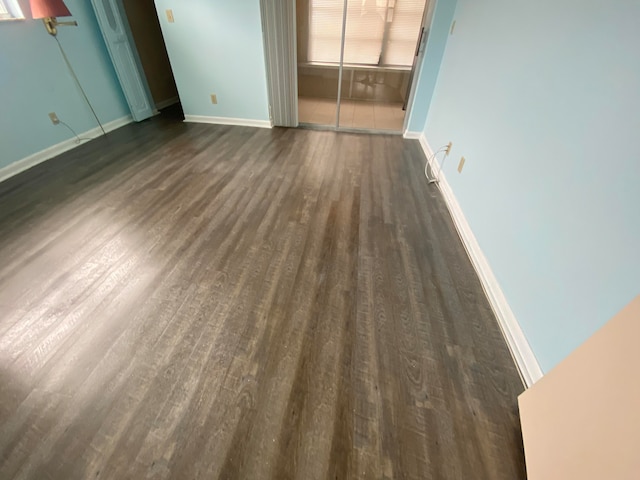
(297, 123, 403, 136)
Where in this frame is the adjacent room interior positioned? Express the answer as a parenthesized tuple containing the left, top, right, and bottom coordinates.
(120, 0, 179, 112)
(1, 0, 638, 479)
(296, 0, 425, 131)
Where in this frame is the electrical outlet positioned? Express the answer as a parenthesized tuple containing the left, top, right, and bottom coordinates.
(166, 9, 174, 23)
(48, 112, 60, 125)
(445, 142, 453, 156)
(458, 156, 466, 173)
(210, 94, 218, 105)
(450, 20, 456, 35)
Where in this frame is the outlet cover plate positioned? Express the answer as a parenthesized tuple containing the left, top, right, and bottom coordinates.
(458, 156, 466, 173)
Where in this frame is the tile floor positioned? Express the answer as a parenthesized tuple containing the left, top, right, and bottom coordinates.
(298, 97, 405, 131)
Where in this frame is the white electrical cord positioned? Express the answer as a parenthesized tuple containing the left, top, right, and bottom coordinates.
(424, 146, 449, 184)
(59, 120, 92, 144)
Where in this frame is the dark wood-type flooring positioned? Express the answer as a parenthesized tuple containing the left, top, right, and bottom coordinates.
(0, 110, 526, 479)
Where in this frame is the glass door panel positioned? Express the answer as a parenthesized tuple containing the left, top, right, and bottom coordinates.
(338, 0, 426, 131)
(296, 0, 345, 126)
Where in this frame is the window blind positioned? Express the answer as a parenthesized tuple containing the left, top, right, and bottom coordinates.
(308, 0, 426, 67)
(342, 0, 387, 65)
(0, 1, 11, 19)
(308, 0, 345, 64)
(0, 0, 24, 20)
(383, 0, 426, 66)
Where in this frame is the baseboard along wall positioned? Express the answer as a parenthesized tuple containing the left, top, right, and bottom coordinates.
(0, 115, 133, 184)
(417, 134, 544, 387)
(184, 115, 272, 129)
(403, 130, 422, 139)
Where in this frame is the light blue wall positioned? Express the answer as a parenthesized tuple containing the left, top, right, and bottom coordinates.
(423, 0, 640, 371)
(154, 0, 270, 122)
(406, 0, 457, 132)
(0, 0, 128, 170)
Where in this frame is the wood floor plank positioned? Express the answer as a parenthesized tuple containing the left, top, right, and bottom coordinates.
(0, 107, 527, 479)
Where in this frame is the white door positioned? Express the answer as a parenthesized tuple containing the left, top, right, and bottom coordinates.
(91, 0, 154, 122)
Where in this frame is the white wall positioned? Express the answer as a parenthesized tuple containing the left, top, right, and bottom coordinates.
(153, 0, 270, 123)
(0, 0, 128, 170)
(422, 0, 640, 371)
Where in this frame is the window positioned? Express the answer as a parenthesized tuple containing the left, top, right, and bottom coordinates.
(0, 0, 24, 21)
(383, 0, 426, 65)
(308, 0, 425, 67)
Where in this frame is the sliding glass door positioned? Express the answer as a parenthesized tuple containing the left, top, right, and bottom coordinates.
(297, 0, 428, 132)
(296, 0, 345, 126)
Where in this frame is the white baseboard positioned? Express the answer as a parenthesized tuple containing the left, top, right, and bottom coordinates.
(0, 115, 133, 184)
(184, 115, 272, 129)
(403, 130, 422, 139)
(155, 96, 180, 110)
(417, 134, 544, 388)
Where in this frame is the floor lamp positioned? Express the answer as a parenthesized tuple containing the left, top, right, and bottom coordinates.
(30, 0, 106, 135)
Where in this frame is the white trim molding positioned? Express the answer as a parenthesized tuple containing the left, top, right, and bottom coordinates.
(260, 0, 299, 127)
(403, 130, 422, 139)
(0, 115, 133, 184)
(184, 115, 273, 129)
(417, 134, 544, 387)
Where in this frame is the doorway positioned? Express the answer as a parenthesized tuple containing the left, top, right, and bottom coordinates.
(90, 0, 181, 122)
(121, 0, 180, 113)
(296, 0, 428, 132)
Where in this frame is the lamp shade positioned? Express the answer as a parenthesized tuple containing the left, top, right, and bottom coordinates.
(30, 0, 72, 19)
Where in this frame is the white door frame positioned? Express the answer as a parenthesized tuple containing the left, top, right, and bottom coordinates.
(260, 0, 299, 127)
(261, 0, 432, 134)
(402, 0, 437, 133)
